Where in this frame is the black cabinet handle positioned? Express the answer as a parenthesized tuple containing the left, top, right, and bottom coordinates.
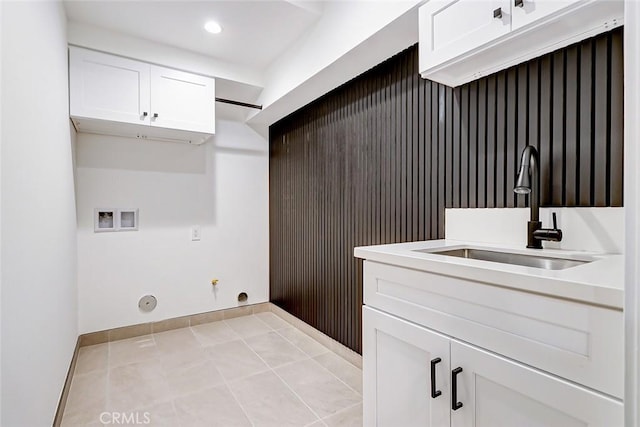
(142, 112, 148, 118)
(493, 7, 502, 19)
(515, 0, 524, 7)
(153, 113, 159, 119)
(430, 358, 442, 398)
(452, 367, 463, 411)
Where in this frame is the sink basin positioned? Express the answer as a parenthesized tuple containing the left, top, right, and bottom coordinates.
(418, 248, 592, 270)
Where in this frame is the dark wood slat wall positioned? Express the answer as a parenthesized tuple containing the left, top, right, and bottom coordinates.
(269, 28, 624, 353)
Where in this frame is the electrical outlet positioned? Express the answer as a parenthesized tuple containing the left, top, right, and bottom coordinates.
(191, 225, 201, 241)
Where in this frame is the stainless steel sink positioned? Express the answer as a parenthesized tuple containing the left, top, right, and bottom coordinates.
(419, 248, 592, 270)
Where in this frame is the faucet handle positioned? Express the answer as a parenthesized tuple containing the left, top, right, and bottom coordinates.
(533, 212, 563, 243)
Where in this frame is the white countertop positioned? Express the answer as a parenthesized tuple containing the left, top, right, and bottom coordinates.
(354, 239, 623, 309)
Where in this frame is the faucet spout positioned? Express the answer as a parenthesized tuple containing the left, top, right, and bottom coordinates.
(514, 145, 540, 222)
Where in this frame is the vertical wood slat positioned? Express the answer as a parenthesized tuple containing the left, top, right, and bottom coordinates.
(452, 87, 461, 209)
(516, 63, 529, 208)
(486, 76, 496, 208)
(552, 50, 566, 206)
(505, 67, 517, 208)
(594, 35, 609, 206)
(565, 45, 579, 206)
(461, 85, 469, 208)
(579, 38, 594, 205)
(468, 81, 478, 208)
(609, 29, 624, 206)
(477, 79, 487, 208)
(431, 83, 439, 236)
(269, 28, 623, 354)
(496, 72, 506, 207)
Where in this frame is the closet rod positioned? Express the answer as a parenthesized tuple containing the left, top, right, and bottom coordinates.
(215, 97, 262, 110)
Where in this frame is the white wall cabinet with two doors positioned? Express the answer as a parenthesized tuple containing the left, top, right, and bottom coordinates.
(69, 46, 215, 144)
(419, 0, 624, 86)
(362, 261, 623, 426)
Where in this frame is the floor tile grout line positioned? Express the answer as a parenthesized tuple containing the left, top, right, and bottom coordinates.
(168, 398, 181, 427)
(221, 365, 274, 384)
(107, 333, 186, 417)
(105, 339, 111, 416)
(203, 356, 257, 427)
(214, 314, 362, 414)
(303, 420, 326, 427)
(269, 324, 362, 398)
(307, 355, 363, 397)
(189, 322, 242, 347)
(116, 327, 246, 425)
(220, 379, 257, 427)
(320, 400, 363, 423)
(270, 310, 363, 370)
(240, 318, 363, 420)
(253, 313, 287, 333)
(237, 332, 325, 424)
(187, 315, 279, 426)
(274, 327, 332, 358)
(222, 314, 277, 340)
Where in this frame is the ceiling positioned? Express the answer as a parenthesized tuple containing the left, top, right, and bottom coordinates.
(63, 0, 323, 71)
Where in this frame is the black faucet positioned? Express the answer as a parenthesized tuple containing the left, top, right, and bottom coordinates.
(513, 145, 562, 249)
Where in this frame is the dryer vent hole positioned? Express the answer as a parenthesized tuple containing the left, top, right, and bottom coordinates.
(138, 295, 157, 312)
(238, 292, 248, 303)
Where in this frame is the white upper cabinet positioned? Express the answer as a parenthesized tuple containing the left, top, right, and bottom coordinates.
(419, 0, 623, 87)
(419, 0, 511, 71)
(149, 65, 215, 134)
(70, 48, 150, 126)
(510, 0, 581, 31)
(69, 47, 215, 144)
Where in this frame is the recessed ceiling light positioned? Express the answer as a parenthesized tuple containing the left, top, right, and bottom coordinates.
(204, 21, 222, 34)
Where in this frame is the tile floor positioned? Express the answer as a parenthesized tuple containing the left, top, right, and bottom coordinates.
(61, 312, 363, 426)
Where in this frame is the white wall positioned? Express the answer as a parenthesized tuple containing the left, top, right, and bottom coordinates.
(625, 1, 640, 426)
(76, 120, 269, 333)
(446, 208, 625, 254)
(0, 0, 4, 423)
(1, 2, 78, 426)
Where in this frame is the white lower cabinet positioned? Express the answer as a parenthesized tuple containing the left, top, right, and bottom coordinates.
(363, 306, 450, 427)
(451, 341, 622, 427)
(364, 306, 623, 427)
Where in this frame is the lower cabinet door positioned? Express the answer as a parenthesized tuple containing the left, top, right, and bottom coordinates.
(363, 306, 450, 427)
(450, 341, 623, 427)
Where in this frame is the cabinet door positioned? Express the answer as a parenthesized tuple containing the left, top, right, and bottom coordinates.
(363, 307, 450, 427)
(69, 47, 150, 125)
(511, 0, 582, 31)
(419, 0, 511, 71)
(450, 341, 623, 427)
(150, 66, 215, 134)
